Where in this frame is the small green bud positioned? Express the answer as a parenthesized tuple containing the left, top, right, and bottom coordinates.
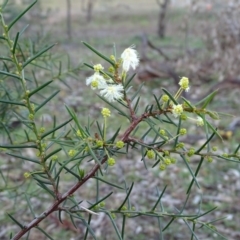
(79, 168, 85, 178)
(93, 64, 104, 72)
(93, 205, 100, 210)
(179, 77, 189, 91)
(176, 142, 185, 149)
(84, 146, 89, 152)
(164, 158, 171, 165)
(222, 153, 228, 158)
(51, 155, 58, 161)
(40, 127, 45, 133)
(107, 157, 116, 166)
(108, 66, 115, 73)
(24, 172, 31, 178)
(116, 140, 124, 149)
(170, 157, 176, 164)
(212, 146, 218, 152)
(121, 205, 127, 211)
(41, 143, 47, 149)
(77, 130, 83, 138)
(159, 163, 166, 171)
(31, 103, 35, 111)
(96, 140, 103, 147)
(187, 148, 195, 157)
(28, 114, 34, 120)
(163, 150, 170, 156)
(101, 108, 111, 118)
(207, 111, 219, 120)
(99, 202, 105, 207)
(161, 94, 169, 102)
(25, 90, 30, 96)
(179, 128, 187, 135)
(180, 114, 188, 120)
(146, 149, 155, 159)
(183, 100, 191, 108)
(111, 213, 116, 219)
(207, 156, 213, 163)
(159, 129, 166, 136)
(110, 55, 116, 61)
(68, 149, 76, 157)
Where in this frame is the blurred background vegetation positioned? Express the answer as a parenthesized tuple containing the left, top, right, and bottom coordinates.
(1, 0, 240, 239)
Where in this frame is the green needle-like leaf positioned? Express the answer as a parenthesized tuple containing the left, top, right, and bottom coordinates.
(29, 80, 53, 97)
(0, 122, 13, 144)
(195, 130, 216, 154)
(203, 224, 227, 240)
(181, 97, 195, 110)
(35, 226, 54, 240)
(121, 215, 126, 239)
(182, 219, 199, 240)
(87, 143, 103, 175)
(0, 144, 37, 149)
(131, 82, 145, 101)
(12, 32, 19, 55)
(36, 182, 55, 197)
(151, 185, 167, 212)
(19, 24, 29, 37)
(7, 153, 40, 164)
(0, 99, 25, 106)
(44, 148, 62, 162)
(161, 88, 178, 105)
(125, 73, 136, 88)
(234, 144, 240, 154)
(7, 213, 24, 229)
(153, 94, 162, 111)
(58, 162, 81, 180)
(181, 154, 200, 189)
(82, 42, 115, 66)
(118, 182, 134, 210)
(8, 0, 38, 31)
(22, 43, 55, 68)
(97, 95, 130, 120)
(1, 0, 9, 10)
(84, 63, 113, 78)
(89, 192, 113, 209)
(162, 217, 175, 231)
(195, 90, 218, 108)
(191, 206, 218, 220)
(186, 157, 204, 194)
(25, 193, 36, 218)
(0, 57, 12, 62)
(105, 211, 123, 240)
(35, 90, 60, 112)
(93, 177, 124, 189)
(0, 70, 21, 80)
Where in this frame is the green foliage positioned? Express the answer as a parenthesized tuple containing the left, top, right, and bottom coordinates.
(0, 1, 239, 240)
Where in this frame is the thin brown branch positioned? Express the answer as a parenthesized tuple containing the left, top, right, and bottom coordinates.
(12, 108, 171, 239)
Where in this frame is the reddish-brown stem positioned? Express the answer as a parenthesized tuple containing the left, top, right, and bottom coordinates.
(12, 108, 170, 240)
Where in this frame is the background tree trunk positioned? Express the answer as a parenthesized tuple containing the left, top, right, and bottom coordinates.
(157, 0, 170, 38)
(86, 0, 94, 23)
(66, 0, 72, 39)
